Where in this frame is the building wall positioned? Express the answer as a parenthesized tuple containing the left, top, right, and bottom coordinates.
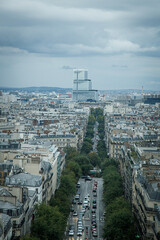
(72, 90, 98, 102)
(132, 173, 160, 240)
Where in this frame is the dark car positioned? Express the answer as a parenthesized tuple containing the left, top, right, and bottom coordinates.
(73, 211, 78, 216)
(70, 206, 74, 212)
(93, 231, 98, 237)
(78, 200, 82, 205)
(76, 182, 80, 188)
(92, 222, 97, 227)
(81, 176, 87, 179)
(93, 192, 97, 197)
(85, 176, 92, 181)
(72, 199, 76, 204)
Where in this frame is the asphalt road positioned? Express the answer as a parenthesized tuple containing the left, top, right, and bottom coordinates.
(67, 177, 104, 240)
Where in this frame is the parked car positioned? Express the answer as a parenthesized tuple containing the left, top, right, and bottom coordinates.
(93, 204, 97, 209)
(70, 206, 74, 212)
(85, 176, 92, 181)
(93, 231, 98, 237)
(72, 199, 76, 204)
(93, 192, 97, 197)
(76, 182, 80, 188)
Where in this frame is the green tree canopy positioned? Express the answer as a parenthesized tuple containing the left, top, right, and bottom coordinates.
(64, 147, 79, 161)
(66, 161, 82, 179)
(81, 163, 93, 175)
(103, 208, 134, 240)
(88, 114, 96, 124)
(60, 174, 76, 197)
(81, 141, 93, 154)
(31, 205, 66, 240)
(73, 155, 90, 165)
(84, 137, 93, 145)
(88, 152, 101, 168)
(50, 189, 71, 217)
(97, 115, 104, 124)
(22, 236, 40, 240)
(105, 196, 131, 217)
(101, 158, 118, 170)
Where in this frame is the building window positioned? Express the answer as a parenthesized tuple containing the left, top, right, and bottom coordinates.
(154, 204, 158, 209)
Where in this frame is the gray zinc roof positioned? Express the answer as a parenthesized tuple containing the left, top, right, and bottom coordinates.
(0, 188, 12, 197)
(0, 213, 11, 228)
(5, 173, 42, 187)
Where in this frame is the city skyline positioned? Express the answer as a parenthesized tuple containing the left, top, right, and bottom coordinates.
(0, 0, 160, 90)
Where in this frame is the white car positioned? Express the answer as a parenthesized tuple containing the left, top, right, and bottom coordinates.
(73, 211, 78, 216)
(75, 194, 80, 200)
(77, 230, 82, 236)
(81, 208, 85, 214)
(69, 230, 74, 236)
(78, 226, 84, 232)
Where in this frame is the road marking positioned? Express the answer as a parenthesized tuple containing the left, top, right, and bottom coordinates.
(100, 217, 104, 222)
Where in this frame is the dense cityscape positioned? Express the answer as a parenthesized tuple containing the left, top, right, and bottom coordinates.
(0, 69, 159, 240)
(1, 0, 160, 239)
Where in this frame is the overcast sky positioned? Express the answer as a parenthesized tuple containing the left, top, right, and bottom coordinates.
(0, 0, 160, 90)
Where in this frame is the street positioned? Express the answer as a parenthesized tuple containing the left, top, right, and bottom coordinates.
(67, 177, 104, 240)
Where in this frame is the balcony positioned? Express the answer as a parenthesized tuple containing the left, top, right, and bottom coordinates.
(136, 187, 157, 213)
(146, 232, 154, 239)
(145, 219, 153, 227)
(152, 223, 160, 240)
(13, 217, 25, 229)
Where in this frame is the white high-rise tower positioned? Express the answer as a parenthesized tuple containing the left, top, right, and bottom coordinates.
(72, 69, 98, 102)
(73, 69, 92, 91)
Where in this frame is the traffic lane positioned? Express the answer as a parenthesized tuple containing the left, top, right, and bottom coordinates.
(91, 178, 99, 239)
(97, 178, 104, 239)
(68, 177, 104, 240)
(79, 178, 93, 239)
(71, 181, 92, 240)
(80, 177, 97, 239)
(90, 178, 104, 240)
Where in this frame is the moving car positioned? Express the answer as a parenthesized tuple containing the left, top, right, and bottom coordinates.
(75, 194, 80, 200)
(77, 230, 82, 236)
(69, 230, 74, 236)
(78, 200, 82, 205)
(73, 211, 78, 216)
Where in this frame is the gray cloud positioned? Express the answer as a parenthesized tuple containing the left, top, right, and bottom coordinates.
(0, 0, 160, 90)
(0, 0, 160, 57)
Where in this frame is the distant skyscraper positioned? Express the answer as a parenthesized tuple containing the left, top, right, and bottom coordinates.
(73, 69, 92, 91)
(72, 69, 98, 102)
